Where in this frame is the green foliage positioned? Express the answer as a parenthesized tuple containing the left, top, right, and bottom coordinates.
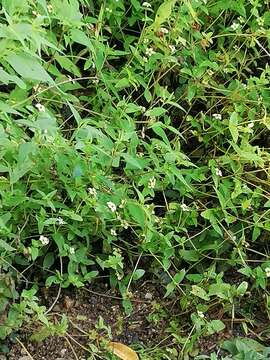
(0, 0, 270, 357)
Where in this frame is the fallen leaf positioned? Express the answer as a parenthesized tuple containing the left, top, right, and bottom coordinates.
(108, 342, 139, 360)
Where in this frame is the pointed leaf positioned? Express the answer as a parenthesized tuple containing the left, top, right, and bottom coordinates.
(6, 53, 54, 84)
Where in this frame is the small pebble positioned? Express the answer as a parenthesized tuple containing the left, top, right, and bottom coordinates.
(60, 348, 67, 356)
(145, 292, 153, 300)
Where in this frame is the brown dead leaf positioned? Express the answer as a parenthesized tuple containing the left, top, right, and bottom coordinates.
(108, 342, 139, 360)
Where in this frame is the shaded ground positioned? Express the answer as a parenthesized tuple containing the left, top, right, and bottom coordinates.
(7, 282, 171, 359)
(4, 281, 268, 359)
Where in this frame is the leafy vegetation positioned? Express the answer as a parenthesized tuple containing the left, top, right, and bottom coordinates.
(1, 0, 270, 358)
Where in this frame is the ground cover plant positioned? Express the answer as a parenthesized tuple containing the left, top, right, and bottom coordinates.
(1, 0, 270, 358)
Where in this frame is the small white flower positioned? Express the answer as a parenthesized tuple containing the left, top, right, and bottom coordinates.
(56, 217, 66, 225)
(265, 267, 270, 278)
(121, 220, 129, 229)
(248, 122, 254, 129)
(215, 168, 223, 177)
(148, 177, 156, 189)
(39, 235, 49, 246)
(70, 247, 75, 254)
(160, 27, 169, 34)
(140, 106, 146, 112)
(197, 310, 205, 318)
(87, 24, 95, 31)
(145, 47, 155, 57)
(230, 22, 240, 31)
(142, 56, 148, 63)
(256, 17, 264, 27)
(35, 103, 45, 112)
(142, 2, 152, 8)
(238, 16, 245, 24)
(169, 44, 176, 54)
(88, 187, 97, 197)
(107, 201, 117, 212)
(242, 83, 247, 88)
(47, 4, 53, 13)
(33, 85, 40, 93)
(213, 113, 222, 120)
(110, 229, 117, 236)
(119, 199, 126, 209)
(180, 203, 189, 212)
(105, 7, 112, 13)
(43, 129, 48, 134)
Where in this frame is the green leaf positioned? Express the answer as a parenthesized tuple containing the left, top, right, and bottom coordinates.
(6, 53, 54, 84)
(191, 285, 210, 301)
(43, 253, 55, 269)
(229, 112, 239, 143)
(60, 210, 83, 221)
(84, 271, 99, 282)
(122, 153, 143, 170)
(133, 269, 145, 281)
(145, 107, 167, 117)
(180, 250, 200, 262)
(70, 29, 92, 48)
(0, 239, 15, 252)
(236, 281, 248, 296)
(30, 247, 39, 261)
(55, 55, 81, 77)
(207, 320, 225, 334)
(152, 0, 177, 31)
(0, 67, 26, 89)
(127, 202, 145, 228)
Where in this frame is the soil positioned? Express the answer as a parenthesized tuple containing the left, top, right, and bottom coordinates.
(4, 281, 266, 359)
(6, 282, 172, 360)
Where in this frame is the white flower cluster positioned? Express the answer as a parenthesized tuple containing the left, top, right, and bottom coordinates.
(180, 203, 189, 212)
(160, 27, 169, 35)
(88, 187, 97, 197)
(215, 168, 223, 177)
(142, 2, 151, 8)
(169, 44, 176, 54)
(145, 47, 155, 57)
(70, 247, 75, 254)
(47, 4, 53, 13)
(148, 177, 156, 189)
(265, 267, 270, 278)
(213, 113, 222, 120)
(256, 17, 264, 27)
(197, 310, 205, 318)
(35, 103, 45, 112)
(230, 22, 240, 31)
(39, 235, 49, 246)
(107, 201, 117, 212)
(56, 217, 66, 225)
